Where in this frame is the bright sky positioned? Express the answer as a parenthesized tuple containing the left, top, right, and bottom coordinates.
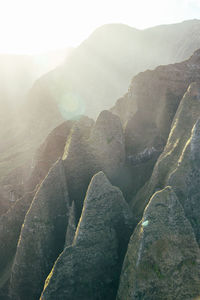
(0, 0, 200, 54)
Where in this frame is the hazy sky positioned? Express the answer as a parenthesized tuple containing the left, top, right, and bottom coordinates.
(0, 0, 200, 54)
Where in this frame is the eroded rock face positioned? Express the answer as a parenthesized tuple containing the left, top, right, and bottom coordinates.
(40, 172, 133, 300)
(26, 120, 74, 192)
(65, 201, 76, 247)
(0, 190, 35, 298)
(132, 82, 200, 225)
(110, 52, 200, 206)
(117, 187, 200, 300)
(111, 49, 200, 156)
(89, 110, 125, 179)
(0, 121, 75, 297)
(167, 117, 200, 244)
(9, 160, 69, 300)
(62, 116, 94, 217)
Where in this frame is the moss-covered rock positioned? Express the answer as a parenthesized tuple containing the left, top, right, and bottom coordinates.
(40, 172, 133, 300)
(117, 187, 200, 300)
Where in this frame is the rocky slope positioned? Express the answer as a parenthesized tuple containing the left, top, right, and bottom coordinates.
(2, 24, 200, 300)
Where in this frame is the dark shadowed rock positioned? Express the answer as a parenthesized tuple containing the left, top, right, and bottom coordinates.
(9, 160, 69, 300)
(117, 187, 200, 300)
(40, 172, 133, 300)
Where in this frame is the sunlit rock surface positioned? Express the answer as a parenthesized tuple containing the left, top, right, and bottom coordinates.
(132, 82, 200, 225)
(167, 117, 200, 244)
(41, 172, 133, 300)
(117, 187, 200, 300)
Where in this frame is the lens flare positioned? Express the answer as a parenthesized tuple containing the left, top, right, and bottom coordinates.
(58, 92, 85, 120)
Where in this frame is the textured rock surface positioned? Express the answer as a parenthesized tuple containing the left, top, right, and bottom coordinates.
(132, 82, 200, 225)
(65, 201, 76, 247)
(0, 191, 35, 298)
(111, 50, 200, 206)
(26, 120, 74, 192)
(167, 117, 200, 244)
(89, 110, 125, 179)
(9, 160, 69, 300)
(0, 121, 75, 297)
(117, 187, 200, 300)
(62, 116, 94, 217)
(41, 172, 133, 300)
(112, 49, 200, 154)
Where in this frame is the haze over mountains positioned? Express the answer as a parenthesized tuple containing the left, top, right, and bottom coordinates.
(1, 18, 200, 299)
(1, 18, 200, 223)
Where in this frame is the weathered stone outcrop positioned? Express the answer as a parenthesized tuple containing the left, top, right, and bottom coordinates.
(26, 120, 74, 192)
(40, 172, 133, 300)
(62, 116, 94, 217)
(110, 51, 200, 205)
(0, 190, 35, 298)
(89, 110, 125, 179)
(117, 187, 200, 300)
(167, 117, 200, 244)
(110, 93, 137, 126)
(0, 121, 75, 298)
(9, 160, 69, 300)
(62, 112, 126, 218)
(124, 49, 200, 156)
(132, 82, 200, 225)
